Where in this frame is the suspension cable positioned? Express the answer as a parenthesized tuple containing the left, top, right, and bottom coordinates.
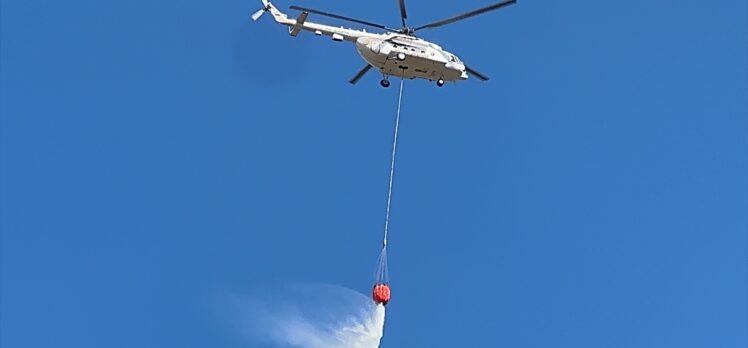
(383, 76, 404, 248)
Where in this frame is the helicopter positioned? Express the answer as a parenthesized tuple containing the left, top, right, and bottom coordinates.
(251, 0, 516, 87)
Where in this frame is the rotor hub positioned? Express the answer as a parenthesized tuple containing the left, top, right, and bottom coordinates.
(400, 27, 416, 36)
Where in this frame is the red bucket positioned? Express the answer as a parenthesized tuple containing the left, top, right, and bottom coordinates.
(372, 283, 391, 305)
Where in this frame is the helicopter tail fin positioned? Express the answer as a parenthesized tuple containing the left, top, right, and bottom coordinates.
(288, 11, 308, 36)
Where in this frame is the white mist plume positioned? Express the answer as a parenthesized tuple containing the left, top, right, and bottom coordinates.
(272, 302, 385, 348)
(225, 283, 386, 348)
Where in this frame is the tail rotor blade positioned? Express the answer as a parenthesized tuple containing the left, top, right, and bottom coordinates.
(466, 66, 490, 81)
(251, 8, 266, 21)
(349, 64, 373, 84)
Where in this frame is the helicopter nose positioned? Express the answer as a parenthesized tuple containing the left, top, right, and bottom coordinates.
(445, 61, 461, 70)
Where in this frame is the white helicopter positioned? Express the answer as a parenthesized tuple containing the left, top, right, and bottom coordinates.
(251, 0, 516, 87)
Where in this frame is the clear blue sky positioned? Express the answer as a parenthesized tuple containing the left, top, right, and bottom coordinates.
(1, 0, 746, 346)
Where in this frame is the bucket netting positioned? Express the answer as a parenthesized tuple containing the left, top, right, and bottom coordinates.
(374, 246, 389, 284)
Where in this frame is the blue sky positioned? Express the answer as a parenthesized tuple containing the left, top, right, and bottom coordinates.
(1, 0, 746, 347)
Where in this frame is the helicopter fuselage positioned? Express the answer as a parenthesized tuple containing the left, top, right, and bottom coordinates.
(257, 0, 468, 85)
(355, 35, 467, 82)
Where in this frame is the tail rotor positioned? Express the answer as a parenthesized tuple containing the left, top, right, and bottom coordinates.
(251, 7, 267, 21)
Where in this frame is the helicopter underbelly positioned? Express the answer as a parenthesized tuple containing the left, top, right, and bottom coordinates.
(355, 40, 466, 82)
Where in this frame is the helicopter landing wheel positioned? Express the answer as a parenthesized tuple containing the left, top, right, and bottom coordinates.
(380, 79, 391, 88)
(436, 78, 445, 87)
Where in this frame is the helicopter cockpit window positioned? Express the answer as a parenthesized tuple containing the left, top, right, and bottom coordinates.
(450, 55, 457, 62)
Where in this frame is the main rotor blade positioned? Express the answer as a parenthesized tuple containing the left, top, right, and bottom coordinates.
(349, 64, 373, 84)
(398, 0, 408, 27)
(466, 66, 490, 81)
(413, 0, 517, 31)
(289, 5, 397, 31)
